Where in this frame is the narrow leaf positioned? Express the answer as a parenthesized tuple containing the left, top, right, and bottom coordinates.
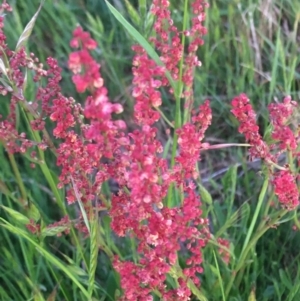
(88, 210, 99, 297)
(138, 0, 147, 21)
(15, 0, 45, 51)
(27, 202, 41, 222)
(71, 177, 90, 234)
(41, 225, 69, 238)
(1, 205, 30, 224)
(212, 251, 226, 301)
(0, 57, 7, 77)
(248, 286, 256, 301)
(86, 12, 104, 35)
(0, 218, 90, 298)
(124, 0, 141, 27)
(198, 183, 213, 205)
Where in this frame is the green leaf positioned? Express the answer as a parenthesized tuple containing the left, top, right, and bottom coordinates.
(124, 0, 141, 27)
(222, 164, 238, 217)
(144, 9, 155, 35)
(0, 77, 13, 92)
(71, 177, 90, 234)
(198, 183, 213, 205)
(106, 271, 119, 301)
(279, 269, 293, 290)
(41, 225, 69, 238)
(88, 211, 100, 297)
(1, 205, 30, 224)
(0, 57, 8, 77)
(162, 138, 172, 159)
(138, 0, 147, 21)
(248, 286, 256, 301)
(0, 218, 90, 298)
(86, 12, 104, 35)
(15, 0, 45, 51)
(186, 277, 208, 301)
(27, 202, 41, 222)
(212, 251, 226, 301)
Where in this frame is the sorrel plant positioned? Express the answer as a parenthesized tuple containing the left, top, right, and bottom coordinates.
(0, 0, 299, 300)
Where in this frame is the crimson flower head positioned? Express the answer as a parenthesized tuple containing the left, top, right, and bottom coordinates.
(70, 26, 97, 50)
(268, 96, 297, 151)
(273, 170, 299, 210)
(231, 93, 270, 160)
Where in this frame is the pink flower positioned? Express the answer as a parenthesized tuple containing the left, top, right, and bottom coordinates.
(231, 93, 270, 160)
(70, 26, 97, 50)
(273, 170, 299, 210)
(268, 96, 297, 151)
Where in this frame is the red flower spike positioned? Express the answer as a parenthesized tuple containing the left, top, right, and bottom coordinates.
(231, 93, 270, 161)
(268, 96, 297, 151)
(273, 170, 299, 210)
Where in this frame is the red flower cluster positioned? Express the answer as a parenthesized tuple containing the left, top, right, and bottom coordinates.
(0, 3, 59, 155)
(112, 187, 210, 301)
(231, 93, 299, 210)
(150, 0, 183, 84)
(132, 44, 164, 125)
(109, 4, 211, 299)
(55, 26, 125, 207)
(231, 93, 270, 161)
(273, 170, 299, 210)
(268, 96, 297, 151)
(108, 119, 210, 299)
(65, 0, 211, 298)
(0, 2, 212, 300)
(176, 100, 211, 180)
(183, 0, 208, 109)
(69, 26, 98, 92)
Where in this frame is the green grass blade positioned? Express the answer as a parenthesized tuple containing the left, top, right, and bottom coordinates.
(15, 0, 45, 51)
(0, 219, 90, 299)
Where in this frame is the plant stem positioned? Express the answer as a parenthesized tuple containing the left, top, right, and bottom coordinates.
(8, 153, 27, 206)
(225, 208, 288, 297)
(181, 0, 190, 124)
(166, 0, 189, 208)
(240, 175, 269, 255)
(155, 107, 174, 128)
(262, 191, 274, 218)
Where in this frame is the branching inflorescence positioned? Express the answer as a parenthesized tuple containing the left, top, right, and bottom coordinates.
(0, 0, 299, 300)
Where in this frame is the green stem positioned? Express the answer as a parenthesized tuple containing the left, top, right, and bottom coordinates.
(225, 208, 288, 297)
(294, 212, 300, 230)
(166, 0, 189, 208)
(155, 107, 174, 128)
(240, 175, 269, 255)
(181, 0, 189, 125)
(229, 174, 273, 289)
(213, 250, 226, 301)
(8, 153, 27, 206)
(262, 191, 275, 218)
(287, 149, 295, 173)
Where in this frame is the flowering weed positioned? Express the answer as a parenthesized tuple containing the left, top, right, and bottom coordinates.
(0, 1, 299, 301)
